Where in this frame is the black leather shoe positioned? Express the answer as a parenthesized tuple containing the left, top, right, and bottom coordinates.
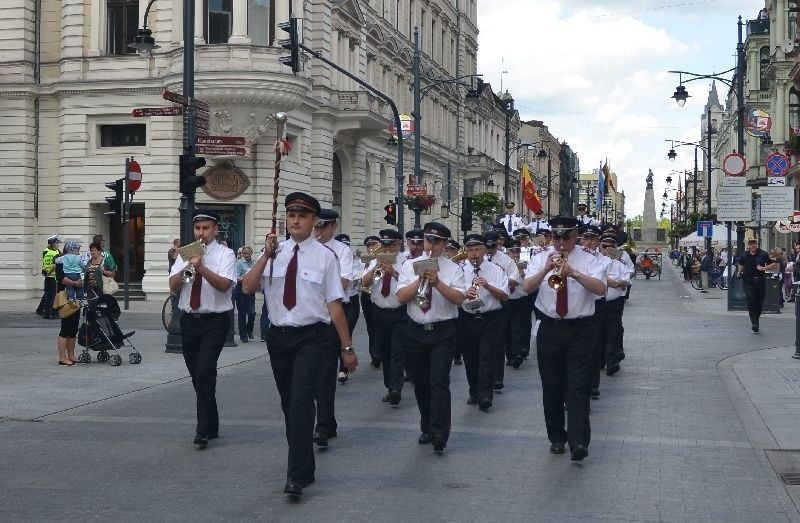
(283, 481, 303, 496)
(618, 352, 625, 361)
(466, 396, 478, 405)
(493, 381, 504, 391)
(606, 364, 620, 376)
(570, 444, 588, 461)
(478, 398, 492, 411)
(371, 356, 381, 369)
(240, 336, 249, 343)
(312, 432, 328, 448)
(590, 388, 600, 399)
(418, 432, 434, 444)
(550, 442, 566, 454)
(193, 433, 208, 447)
(512, 356, 524, 369)
(432, 434, 446, 452)
(387, 389, 401, 406)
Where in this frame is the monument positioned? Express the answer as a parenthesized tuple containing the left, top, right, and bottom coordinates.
(640, 169, 659, 247)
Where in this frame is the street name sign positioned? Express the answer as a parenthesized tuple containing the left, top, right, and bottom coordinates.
(196, 136, 247, 146)
(195, 145, 250, 157)
(716, 186, 752, 221)
(162, 89, 209, 112)
(132, 106, 182, 117)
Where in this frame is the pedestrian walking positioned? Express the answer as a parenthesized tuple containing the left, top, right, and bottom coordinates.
(168, 210, 237, 448)
(523, 216, 607, 461)
(736, 238, 777, 333)
(700, 249, 714, 293)
(234, 246, 256, 343)
(395, 222, 466, 452)
(241, 192, 356, 497)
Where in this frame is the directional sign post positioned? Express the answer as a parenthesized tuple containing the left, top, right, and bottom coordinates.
(132, 106, 183, 117)
(162, 89, 209, 112)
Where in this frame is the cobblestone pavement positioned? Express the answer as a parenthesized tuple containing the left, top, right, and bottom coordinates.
(2, 265, 800, 522)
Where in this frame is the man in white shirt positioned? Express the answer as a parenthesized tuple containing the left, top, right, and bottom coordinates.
(312, 208, 358, 448)
(504, 239, 531, 368)
(523, 216, 607, 462)
(241, 192, 356, 497)
(500, 202, 524, 236)
(362, 228, 407, 405)
(525, 210, 549, 236)
(401, 229, 425, 262)
(396, 222, 466, 452)
(360, 235, 381, 368)
(457, 233, 509, 411)
(576, 203, 600, 227)
(483, 231, 519, 391)
(597, 235, 630, 378)
(169, 210, 237, 449)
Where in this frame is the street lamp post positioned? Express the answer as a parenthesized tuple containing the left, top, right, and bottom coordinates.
(537, 147, 552, 219)
(669, 16, 746, 311)
(502, 91, 514, 206)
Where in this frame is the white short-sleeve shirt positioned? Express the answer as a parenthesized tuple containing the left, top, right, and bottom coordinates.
(170, 240, 237, 314)
(397, 254, 466, 323)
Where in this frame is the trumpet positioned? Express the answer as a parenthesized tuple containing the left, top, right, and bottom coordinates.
(412, 258, 439, 308)
(547, 249, 569, 290)
(371, 245, 395, 279)
(450, 247, 468, 263)
(182, 264, 196, 284)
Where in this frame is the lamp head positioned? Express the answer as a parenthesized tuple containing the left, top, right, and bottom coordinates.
(672, 85, 690, 107)
(667, 148, 677, 162)
(537, 148, 548, 159)
(130, 27, 159, 57)
(666, 175, 672, 186)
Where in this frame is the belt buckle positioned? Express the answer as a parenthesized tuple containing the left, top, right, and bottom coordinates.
(423, 323, 434, 331)
(192, 313, 201, 319)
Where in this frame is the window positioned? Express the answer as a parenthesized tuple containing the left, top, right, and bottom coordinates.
(107, 0, 139, 55)
(206, 0, 233, 44)
(409, 0, 415, 37)
(760, 45, 771, 90)
(790, 88, 800, 135)
(420, 9, 426, 49)
(790, 1, 799, 44)
(99, 124, 146, 148)
(248, 0, 270, 46)
(332, 154, 343, 210)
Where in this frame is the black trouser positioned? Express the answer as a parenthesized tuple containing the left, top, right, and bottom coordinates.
(591, 298, 625, 390)
(744, 277, 766, 325)
(180, 311, 230, 437)
(373, 305, 407, 392)
(315, 299, 359, 438)
(493, 307, 511, 384)
(259, 295, 270, 341)
(536, 316, 595, 452)
(37, 277, 57, 317)
(397, 319, 456, 440)
(459, 309, 501, 401)
(267, 322, 329, 484)
(234, 284, 256, 338)
(506, 296, 532, 360)
(360, 291, 377, 359)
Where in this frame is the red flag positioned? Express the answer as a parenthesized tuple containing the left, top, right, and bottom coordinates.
(521, 163, 543, 214)
(602, 160, 615, 192)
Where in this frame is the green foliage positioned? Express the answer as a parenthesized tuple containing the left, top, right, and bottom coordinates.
(626, 215, 643, 229)
(470, 192, 503, 222)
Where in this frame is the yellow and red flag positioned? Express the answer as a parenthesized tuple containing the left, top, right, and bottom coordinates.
(521, 163, 543, 214)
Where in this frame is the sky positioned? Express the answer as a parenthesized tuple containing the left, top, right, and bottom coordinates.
(477, 0, 764, 220)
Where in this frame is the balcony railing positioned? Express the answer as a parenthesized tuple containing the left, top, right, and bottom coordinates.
(748, 18, 770, 36)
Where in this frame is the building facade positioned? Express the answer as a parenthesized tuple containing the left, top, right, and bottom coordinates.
(0, 0, 519, 299)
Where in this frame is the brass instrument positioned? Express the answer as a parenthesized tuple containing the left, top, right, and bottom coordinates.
(182, 264, 196, 284)
(532, 234, 546, 248)
(450, 248, 468, 263)
(371, 245, 396, 280)
(177, 240, 206, 284)
(547, 248, 569, 290)
(412, 258, 439, 308)
(516, 260, 528, 279)
(604, 247, 621, 261)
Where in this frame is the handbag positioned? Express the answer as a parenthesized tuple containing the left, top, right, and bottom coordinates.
(58, 300, 80, 319)
(103, 275, 119, 295)
(53, 290, 68, 310)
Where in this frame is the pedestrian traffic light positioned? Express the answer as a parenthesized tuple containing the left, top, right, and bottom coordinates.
(384, 201, 397, 225)
(278, 17, 301, 74)
(460, 196, 473, 232)
(105, 178, 124, 224)
(179, 154, 207, 197)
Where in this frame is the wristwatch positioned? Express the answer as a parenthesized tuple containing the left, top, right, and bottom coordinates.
(341, 346, 355, 354)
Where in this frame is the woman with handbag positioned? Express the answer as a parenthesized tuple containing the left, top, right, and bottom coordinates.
(84, 242, 116, 298)
(54, 245, 83, 366)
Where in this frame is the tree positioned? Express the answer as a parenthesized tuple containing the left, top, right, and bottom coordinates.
(470, 192, 503, 223)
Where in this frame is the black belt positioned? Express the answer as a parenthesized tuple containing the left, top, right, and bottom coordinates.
(187, 311, 229, 319)
(461, 309, 501, 321)
(375, 305, 406, 313)
(411, 318, 456, 331)
(269, 321, 327, 333)
(538, 315, 593, 325)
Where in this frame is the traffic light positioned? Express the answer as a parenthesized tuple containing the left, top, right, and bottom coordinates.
(179, 154, 207, 197)
(460, 196, 473, 232)
(384, 201, 397, 225)
(105, 178, 124, 224)
(278, 17, 301, 74)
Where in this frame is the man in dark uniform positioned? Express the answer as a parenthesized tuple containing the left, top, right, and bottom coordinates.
(736, 237, 777, 333)
(523, 216, 607, 461)
(168, 211, 237, 448)
(242, 192, 357, 497)
(37, 235, 61, 319)
(395, 222, 466, 452)
(362, 229, 407, 404)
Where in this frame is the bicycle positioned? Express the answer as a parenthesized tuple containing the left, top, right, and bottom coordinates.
(691, 269, 727, 290)
(162, 293, 177, 331)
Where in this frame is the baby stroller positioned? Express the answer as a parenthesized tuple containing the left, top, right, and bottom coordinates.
(77, 294, 142, 366)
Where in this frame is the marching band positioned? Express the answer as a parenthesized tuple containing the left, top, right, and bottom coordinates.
(224, 195, 633, 495)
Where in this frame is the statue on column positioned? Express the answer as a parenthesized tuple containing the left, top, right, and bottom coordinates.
(646, 169, 654, 189)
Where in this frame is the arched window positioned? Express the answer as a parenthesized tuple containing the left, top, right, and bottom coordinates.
(332, 154, 343, 213)
(760, 46, 772, 91)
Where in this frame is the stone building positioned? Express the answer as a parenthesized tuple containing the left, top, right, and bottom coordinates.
(0, 0, 519, 299)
